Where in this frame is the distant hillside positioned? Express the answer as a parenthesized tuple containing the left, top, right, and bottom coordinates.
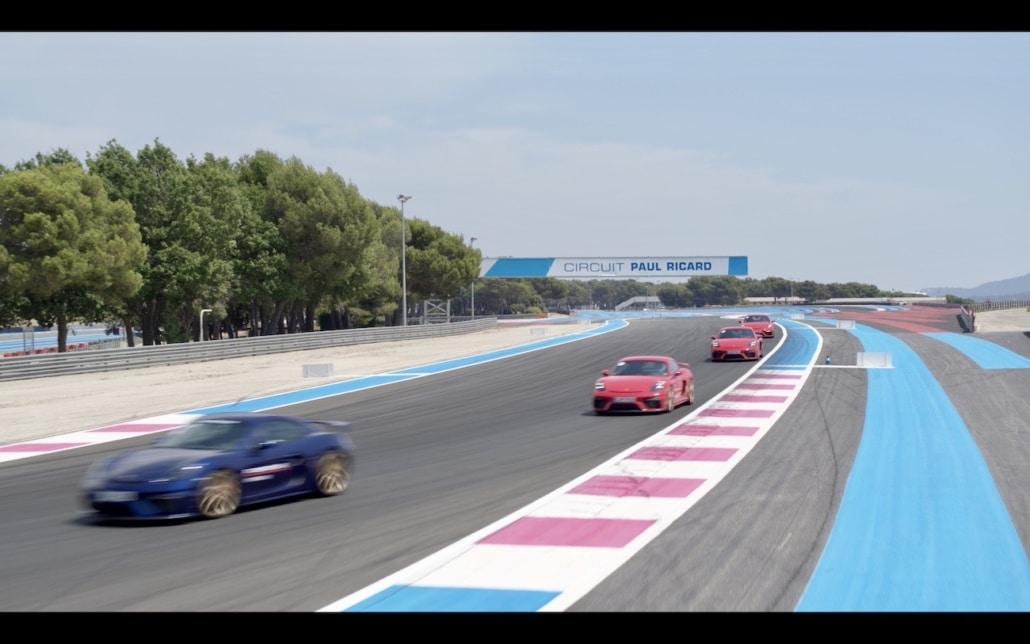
(922, 272, 1030, 301)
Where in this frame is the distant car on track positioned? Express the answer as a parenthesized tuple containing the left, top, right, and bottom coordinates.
(80, 412, 354, 521)
(711, 326, 764, 361)
(593, 355, 695, 415)
(739, 313, 775, 338)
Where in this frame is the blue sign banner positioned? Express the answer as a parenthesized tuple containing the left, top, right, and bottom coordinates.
(479, 256, 748, 278)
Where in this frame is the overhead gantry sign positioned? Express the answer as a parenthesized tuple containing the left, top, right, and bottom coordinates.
(478, 256, 749, 279)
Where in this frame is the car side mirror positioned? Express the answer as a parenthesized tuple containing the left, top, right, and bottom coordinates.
(601, 369, 611, 376)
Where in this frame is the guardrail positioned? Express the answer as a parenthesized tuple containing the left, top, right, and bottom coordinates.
(0, 318, 499, 382)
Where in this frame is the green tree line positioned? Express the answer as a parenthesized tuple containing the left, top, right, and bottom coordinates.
(492, 275, 924, 314)
(1, 141, 481, 350)
(0, 141, 937, 352)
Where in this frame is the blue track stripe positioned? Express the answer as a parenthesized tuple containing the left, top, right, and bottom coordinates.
(342, 585, 560, 612)
(769, 320, 821, 367)
(183, 321, 628, 415)
(796, 325, 1030, 611)
(924, 332, 1030, 369)
(182, 374, 421, 414)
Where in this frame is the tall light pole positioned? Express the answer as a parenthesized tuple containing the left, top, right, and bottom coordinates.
(469, 236, 477, 320)
(397, 194, 411, 326)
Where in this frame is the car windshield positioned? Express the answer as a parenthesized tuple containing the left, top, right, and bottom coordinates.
(154, 420, 246, 451)
(744, 316, 768, 322)
(720, 328, 754, 339)
(612, 360, 667, 376)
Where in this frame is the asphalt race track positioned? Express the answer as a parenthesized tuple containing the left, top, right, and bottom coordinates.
(1, 307, 1028, 611)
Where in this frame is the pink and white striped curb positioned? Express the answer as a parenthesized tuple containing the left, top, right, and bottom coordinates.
(318, 363, 814, 612)
(0, 413, 201, 464)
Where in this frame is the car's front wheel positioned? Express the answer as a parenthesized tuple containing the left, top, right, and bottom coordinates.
(196, 470, 241, 519)
(315, 451, 351, 496)
(665, 389, 675, 413)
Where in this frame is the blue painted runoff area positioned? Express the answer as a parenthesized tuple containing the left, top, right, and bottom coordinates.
(796, 324, 1030, 611)
(183, 320, 628, 416)
(343, 585, 560, 612)
(0, 332, 111, 353)
(767, 319, 822, 369)
(923, 332, 1030, 370)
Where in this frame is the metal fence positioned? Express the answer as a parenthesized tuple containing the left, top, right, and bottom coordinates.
(968, 300, 1030, 313)
(914, 300, 1030, 333)
(0, 318, 499, 382)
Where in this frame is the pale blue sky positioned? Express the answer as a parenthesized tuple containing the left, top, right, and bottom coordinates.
(2, 32, 1027, 291)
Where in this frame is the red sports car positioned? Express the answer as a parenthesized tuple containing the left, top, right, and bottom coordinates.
(739, 313, 775, 338)
(593, 355, 695, 415)
(711, 326, 764, 361)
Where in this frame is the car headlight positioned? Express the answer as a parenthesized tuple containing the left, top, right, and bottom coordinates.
(594, 380, 605, 391)
(711, 340, 720, 347)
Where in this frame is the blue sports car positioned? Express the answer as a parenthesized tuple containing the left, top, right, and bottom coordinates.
(80, 412, 355, 520)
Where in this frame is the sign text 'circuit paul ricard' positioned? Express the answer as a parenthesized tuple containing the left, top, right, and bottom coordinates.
(562, 260, 713, 273)
(477, 256, 749, 279)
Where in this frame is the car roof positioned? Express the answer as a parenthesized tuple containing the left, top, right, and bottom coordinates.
(616, 355, 672, 362)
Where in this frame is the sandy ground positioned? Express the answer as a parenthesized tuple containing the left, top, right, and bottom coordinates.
(2, 308, 1026, 447)
(971, 307, 1030, 334)
(1, 323, 589, 445)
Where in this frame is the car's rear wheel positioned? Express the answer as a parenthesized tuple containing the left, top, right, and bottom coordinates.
(315, 451, 351, 496)
(196, 470, 241, 519)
